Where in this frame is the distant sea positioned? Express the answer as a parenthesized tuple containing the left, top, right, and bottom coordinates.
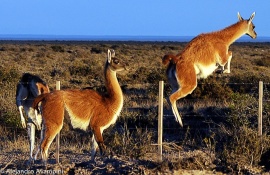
(0, 35, 269, 42)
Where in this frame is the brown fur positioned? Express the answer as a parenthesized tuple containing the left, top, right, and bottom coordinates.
(163, 12, 257, 127)
(33, 50, 127, 164)
(36, 82, 50, 94)
(162, 54, 181, 65)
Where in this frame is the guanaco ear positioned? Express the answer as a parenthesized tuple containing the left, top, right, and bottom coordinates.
(107, 49, 111, 63)
(111, 49, 115, 57)
(248, 12, 255, 24)
(237, 12, 244, 21)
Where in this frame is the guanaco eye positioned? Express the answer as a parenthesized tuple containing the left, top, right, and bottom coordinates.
(113, 59, 119, 64)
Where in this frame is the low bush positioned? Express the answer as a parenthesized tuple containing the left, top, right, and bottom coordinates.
(254, 57, 270, 67)
(109, 123, 154, 159)
(51, 45, 65, 52)
(0, 67, 20, 83)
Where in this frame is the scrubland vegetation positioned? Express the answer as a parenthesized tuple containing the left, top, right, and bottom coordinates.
(0, 41, 270, 174)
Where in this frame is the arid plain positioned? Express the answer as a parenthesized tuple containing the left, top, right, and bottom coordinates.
(0, 41, 270, 174)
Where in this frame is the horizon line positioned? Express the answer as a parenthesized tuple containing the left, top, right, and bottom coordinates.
(0, 34, 269, 42)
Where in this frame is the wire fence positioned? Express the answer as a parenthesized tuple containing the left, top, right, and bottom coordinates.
(1, 80, 270, 160)
(1, 81, 270, 127)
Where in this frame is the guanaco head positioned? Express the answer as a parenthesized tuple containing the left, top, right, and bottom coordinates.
(107, 49, 128, 71)
(238, 12, 257, 39)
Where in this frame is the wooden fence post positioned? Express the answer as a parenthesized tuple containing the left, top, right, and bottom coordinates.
(158, 81, 164, 161)
(258, 81, 263, 136)
(56, 81, 61, 163)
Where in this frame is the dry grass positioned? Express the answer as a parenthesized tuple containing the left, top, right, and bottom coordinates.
(0, 41, 270, 174)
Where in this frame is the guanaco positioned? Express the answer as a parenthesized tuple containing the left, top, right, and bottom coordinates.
(32, 49, 127, 165)
(163, 12, 257, 127)
(15, 73, 50, 163)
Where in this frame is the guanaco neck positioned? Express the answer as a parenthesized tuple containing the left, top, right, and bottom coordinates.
(214, 20, 248, 45)
(104, 62, 123, 113)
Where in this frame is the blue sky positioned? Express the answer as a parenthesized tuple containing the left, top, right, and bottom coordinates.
(0, 0, 269, 37)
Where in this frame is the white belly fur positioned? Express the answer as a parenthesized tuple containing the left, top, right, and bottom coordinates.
(65, 100, 123, 132)
(194, 63, 218, 79)
(66, 108, 91, 131)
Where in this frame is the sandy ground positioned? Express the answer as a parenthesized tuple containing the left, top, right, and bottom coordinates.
(0, 151, 227, 175)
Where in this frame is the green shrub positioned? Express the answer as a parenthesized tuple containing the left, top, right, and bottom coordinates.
(189, 77, 233, 100)
(0, 67, 19, 83)
(215, 93, 270, 172)
(51, 45, 64, 52)
(218, 126, 270, 172)
(69, 65, 92, 77)
(254, 57, 270, 67)
(229, 73, 270, 94)
(0, 111, 20, 128)
(109, 123, 154, 159)
(227, 93, 257, 128)
(91, 47, 103, 54)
